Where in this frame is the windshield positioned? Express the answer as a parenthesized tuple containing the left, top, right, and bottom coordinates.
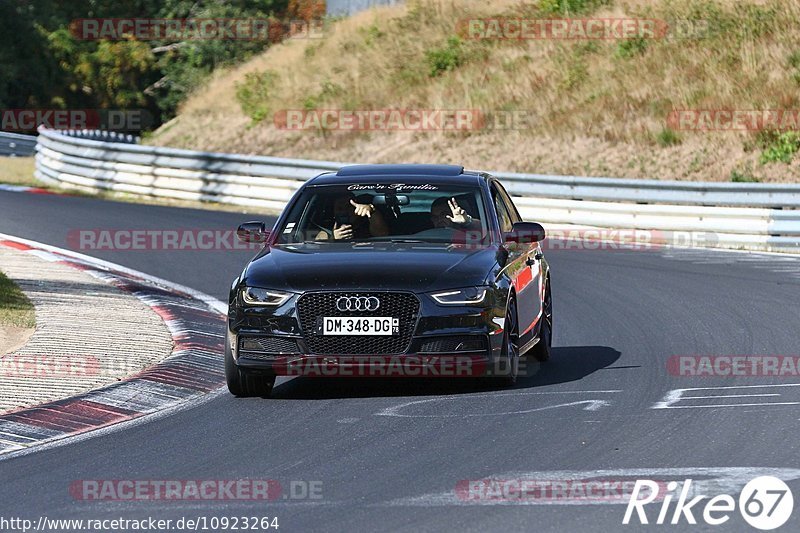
(275, 182, 489, 245)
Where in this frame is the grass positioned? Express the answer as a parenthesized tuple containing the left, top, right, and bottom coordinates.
(0, 271, 35, 329)
(0, 157, 40, 187)
(539, 0, 612, 14)
(134, 0, 800, 182)
(730, 168, 759, 182)
(656, 128, 682, 147)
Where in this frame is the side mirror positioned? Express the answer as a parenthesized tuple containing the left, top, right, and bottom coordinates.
(505, 222, 545, 244)
(237, 221, 268, 244)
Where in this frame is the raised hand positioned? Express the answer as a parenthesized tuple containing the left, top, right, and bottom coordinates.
(446, 197, 471, 225)
(350, 199, 375, 218)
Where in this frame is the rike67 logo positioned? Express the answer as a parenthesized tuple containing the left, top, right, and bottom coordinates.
(624, 476, 793, 530)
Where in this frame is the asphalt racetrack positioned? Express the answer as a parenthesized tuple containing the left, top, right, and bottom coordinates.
(1, 190, 800, 532)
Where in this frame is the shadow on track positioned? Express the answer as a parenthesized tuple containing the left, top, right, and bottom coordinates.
(268, 345, 621, 400)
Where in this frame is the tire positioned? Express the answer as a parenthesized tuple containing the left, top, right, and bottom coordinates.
(531, 282, 552, 362)
(225, 333, 275, 397)
(490, 298, 519, 387)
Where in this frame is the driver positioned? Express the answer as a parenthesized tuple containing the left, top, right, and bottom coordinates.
(315, 193, 389, 240)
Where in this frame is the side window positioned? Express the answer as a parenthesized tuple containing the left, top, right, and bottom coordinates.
(494, 181, 522, 223)
(491, 184, 513, 233)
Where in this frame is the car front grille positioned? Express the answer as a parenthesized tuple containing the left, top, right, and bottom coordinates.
(297, 291, 420, 355)
(239, 352, 283, 361)
(239, 336, 300, 354)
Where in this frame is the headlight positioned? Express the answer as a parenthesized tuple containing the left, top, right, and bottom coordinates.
(241, 287, 292, 306)
(430, 287, 488, 305)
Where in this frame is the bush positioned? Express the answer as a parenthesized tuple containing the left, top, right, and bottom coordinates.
(560, 55, 588, 90)
(730, 169, 759, 182)
(425, 36, 464, 77)
(235, 70, 279, 124)
(656, 128, 682, 147)
(616, 37, 649, 59)
(538, 0, 611, 15)
(758, 130, 800, 164)
(789, 51, 800, 85)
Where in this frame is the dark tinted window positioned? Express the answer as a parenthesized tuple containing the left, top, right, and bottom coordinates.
(275, 183, 489, 244)
(494, 181, 522, 223)
(491, 183, 513, 233)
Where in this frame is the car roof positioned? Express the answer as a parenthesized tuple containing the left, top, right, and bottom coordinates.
(307, 164, 487, 186)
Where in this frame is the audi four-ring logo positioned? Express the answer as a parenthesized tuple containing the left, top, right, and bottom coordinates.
(336, 296, 380, 312)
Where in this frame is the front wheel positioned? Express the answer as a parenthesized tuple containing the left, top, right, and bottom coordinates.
(489, 298, 519, 387)
(531, 283, 552, 362)
(225, 333, 275, 397)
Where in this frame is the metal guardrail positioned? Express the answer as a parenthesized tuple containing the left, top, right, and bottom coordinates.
(58, 129, 140, 144)
(34, 127, 800, 252)
(0, 132, 37, 157)
(496, 171, 800, 208)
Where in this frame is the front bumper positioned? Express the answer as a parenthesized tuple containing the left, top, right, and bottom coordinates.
(236, 353, 493, 378)
(228, 291, 506, 378)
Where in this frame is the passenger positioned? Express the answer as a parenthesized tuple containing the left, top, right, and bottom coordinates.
(430, 196, 478, 229)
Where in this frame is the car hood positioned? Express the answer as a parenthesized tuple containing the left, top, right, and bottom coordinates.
(241, 242, 499, 292)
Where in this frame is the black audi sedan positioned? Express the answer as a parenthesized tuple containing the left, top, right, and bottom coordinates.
(226, 164, 552, 396)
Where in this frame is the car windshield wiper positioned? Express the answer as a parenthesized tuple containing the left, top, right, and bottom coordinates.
(373, 238, 427, 243)
(294, 238, 429, 244)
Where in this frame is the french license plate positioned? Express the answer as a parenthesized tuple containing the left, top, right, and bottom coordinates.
(322, 317, 399, 336)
